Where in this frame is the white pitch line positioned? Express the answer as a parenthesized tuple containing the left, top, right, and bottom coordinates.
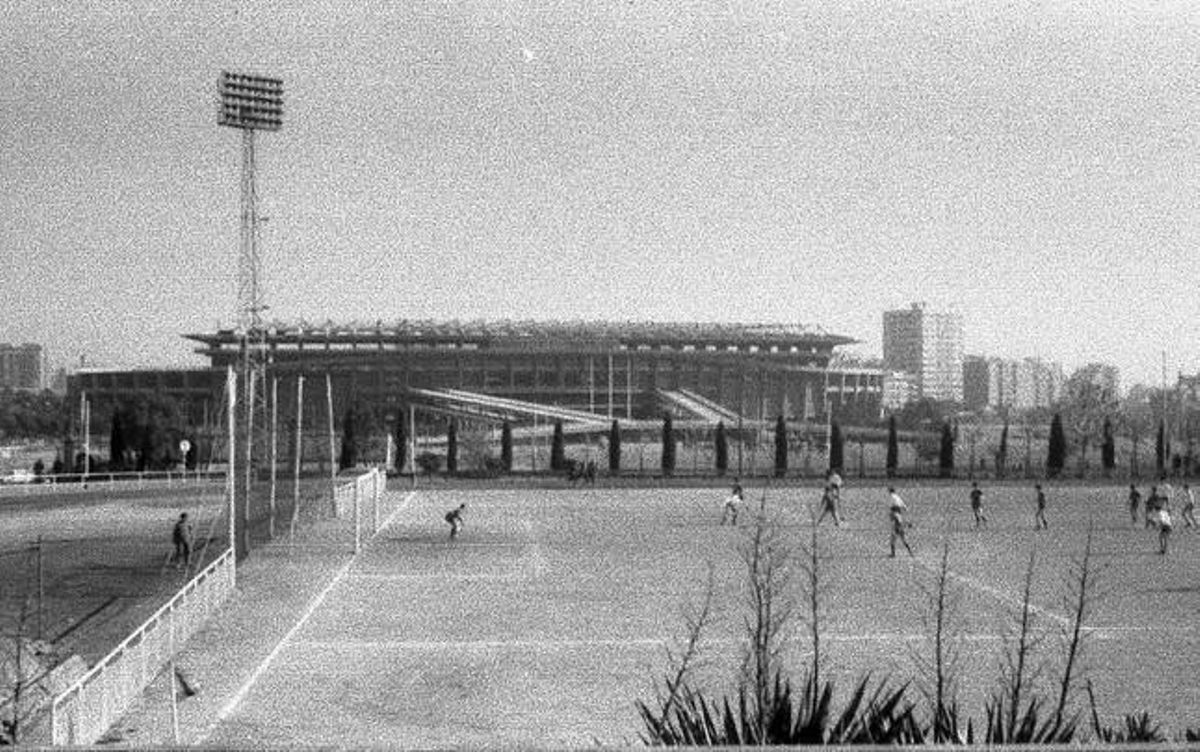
(910, 554, 1072, 628)
(201, 490, 415, 742)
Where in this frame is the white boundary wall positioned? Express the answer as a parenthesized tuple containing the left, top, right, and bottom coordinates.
(49, 547, 236, 746)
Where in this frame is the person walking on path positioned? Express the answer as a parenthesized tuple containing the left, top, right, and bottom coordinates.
(1034, 484, 1048, 530)
(445, 503, 466, 539)
(171, 512, 193, 569)
(1182, 483, 1197, 528)
(888, 487, 914, 558)
(1128, 484, 1141, 526)
(969, 482, 987, 528)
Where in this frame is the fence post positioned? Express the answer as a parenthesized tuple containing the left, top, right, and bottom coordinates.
(353, 479, 361, 555)
(169, 607, 179, 744)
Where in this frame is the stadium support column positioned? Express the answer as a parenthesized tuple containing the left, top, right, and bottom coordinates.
(292, 375, 304, 538)
(607, 354, 614, 419)
(269, 375, 278, 539)
(626, 355, 632, 420)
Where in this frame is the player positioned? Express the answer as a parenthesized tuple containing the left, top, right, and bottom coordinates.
(720, 485, 743, 526)
(445, 503, 466, 539)
(1128, 484, 1141, 525)
(827, 469, 844, 495)
(171, 512, 193, 569)
(816, 483, 842, 526)
(1144, 486, 1160, 529)
(1157, 497, 1173, 555)
(1034, 483, 1048, 529)
(888, 487, 913, 558)
(1181, 483, 1197, 528)
(969, 482, 987, 528)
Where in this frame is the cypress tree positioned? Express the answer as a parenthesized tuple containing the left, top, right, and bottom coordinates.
(446, 419, 458, 474)
(1047, 413, 1066, 478)
(773, 415, 788, 478)
(501, 420, 513, 473)
(661, 413, 675, 476)
(998, 421, 1009, 479)
(1156, 419, 1166, 476)
(393, 411, 407, 475)
(339, 407, 358, 470)
(1101, 417, 1116, 475)
(939, 421, 955, 478)
(551, 420, 566, 471)
(110, 412, 127, 471)
(715, 421, 728, 476)
(886, 415, 898, 478)
(829, 421, 844, 473)
(609, 419, 621, 473)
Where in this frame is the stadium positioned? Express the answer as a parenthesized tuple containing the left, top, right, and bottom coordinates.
(68, 319, 884, 460)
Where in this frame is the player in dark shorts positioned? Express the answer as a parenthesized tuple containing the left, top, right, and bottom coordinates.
(445, 503, 466, 539)
(1034, 484, 1048, 529)
(1128, 484, 1141, 525)
(1144, 486, 1160, 529)
(969, 482, 987, 528)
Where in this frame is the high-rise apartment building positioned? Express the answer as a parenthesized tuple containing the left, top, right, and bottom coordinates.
(882, 303, 964, 403)
(0, 343, 42, 391)
(963, 354, 1063, 412)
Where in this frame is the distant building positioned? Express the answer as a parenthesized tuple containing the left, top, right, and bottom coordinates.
(882, 371, 919, 411)
(882, 303, 964, 403)
(0, 343, 42, 391)
(962, 355, 1063, 412)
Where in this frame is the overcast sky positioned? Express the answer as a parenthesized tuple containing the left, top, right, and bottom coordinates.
(2, 0, 1198, 389)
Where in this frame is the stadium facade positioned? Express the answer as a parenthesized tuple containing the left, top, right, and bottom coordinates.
(68, 320, 883, 439)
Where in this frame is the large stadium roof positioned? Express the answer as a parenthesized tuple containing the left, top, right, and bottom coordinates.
(185, 319, 857, 349)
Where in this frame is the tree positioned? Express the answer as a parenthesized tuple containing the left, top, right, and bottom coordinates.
(715, 421, 728, 476)
(773, 415, 787, 478)
(446, 420, 458, 474)
(886, 415, 898, 478)
(609, 420, 621, 473)
(1101, 418, 1115, 477)
(109, 412, 127, 471)
(1061, 364, 1120, 479)
(551, 420, 566, 471)
(500, 420, 513, 473)
(393, 411, 408, 474)
(1155, 419, 1166, 477)
(938, 422, 955, 478)
(338, 407, 359, 470)
(996, 422, 1009, 479)
(829, 421, 844, 473)
(661, 414, 676, 477)
(1047, 413, 1066, 478)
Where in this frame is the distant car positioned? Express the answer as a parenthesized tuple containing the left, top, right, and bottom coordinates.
(1, 470, 34, 484)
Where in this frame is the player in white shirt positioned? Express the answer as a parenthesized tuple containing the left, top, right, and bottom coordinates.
(888, 487, 913, 558)
(1181, 483, 1197, 528)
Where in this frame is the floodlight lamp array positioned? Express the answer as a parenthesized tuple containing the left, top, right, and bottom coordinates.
(219, 71, 284, 131)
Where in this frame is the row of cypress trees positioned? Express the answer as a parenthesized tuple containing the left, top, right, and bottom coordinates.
(377, 409, 1172, 479)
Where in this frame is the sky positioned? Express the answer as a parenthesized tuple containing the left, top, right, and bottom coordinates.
(2, 0, 1198, 389)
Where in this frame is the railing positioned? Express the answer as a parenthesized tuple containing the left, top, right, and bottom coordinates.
(49, 547, 237, 746)
(0, 470, 224, 497)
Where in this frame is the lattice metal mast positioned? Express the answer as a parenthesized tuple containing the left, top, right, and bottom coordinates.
(219, 71, 283, 330)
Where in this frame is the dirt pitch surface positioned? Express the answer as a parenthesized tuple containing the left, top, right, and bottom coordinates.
(108, 480, 1200, 747)
(0, 481, 229, 664)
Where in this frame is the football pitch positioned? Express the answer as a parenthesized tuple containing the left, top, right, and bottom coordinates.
(192, 480, 1200, 747)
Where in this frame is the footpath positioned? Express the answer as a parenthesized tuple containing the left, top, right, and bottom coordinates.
(100, 490, 411, 747)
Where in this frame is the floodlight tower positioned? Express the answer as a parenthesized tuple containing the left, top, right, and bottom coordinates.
(219, 71, 283, 559)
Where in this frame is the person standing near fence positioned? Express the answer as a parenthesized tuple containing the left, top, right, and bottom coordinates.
(171, 513, 193, 569)
(888, 487, 913, 558)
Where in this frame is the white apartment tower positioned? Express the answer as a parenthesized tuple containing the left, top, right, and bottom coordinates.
(882, 303, 964, 403)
